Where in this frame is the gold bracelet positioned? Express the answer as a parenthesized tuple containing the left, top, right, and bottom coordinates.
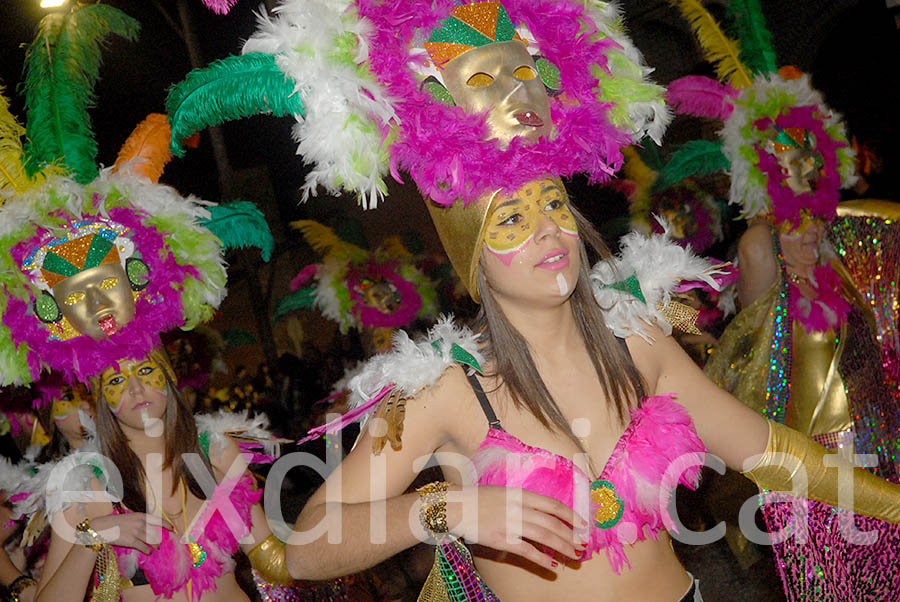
(416, 481, 452, 539)
(75, 518, 105, 552)
(7, 575, 37, 602)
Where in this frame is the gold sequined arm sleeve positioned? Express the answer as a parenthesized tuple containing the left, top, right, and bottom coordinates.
(742, 421, 900, 523)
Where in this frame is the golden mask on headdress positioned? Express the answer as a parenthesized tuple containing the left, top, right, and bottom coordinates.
(51, 263, 137, 340)
(768, 127, 823, 195)
(440, 41, 552, 146)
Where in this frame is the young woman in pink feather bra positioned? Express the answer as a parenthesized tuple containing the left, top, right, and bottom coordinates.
(158, 1, 900, 600)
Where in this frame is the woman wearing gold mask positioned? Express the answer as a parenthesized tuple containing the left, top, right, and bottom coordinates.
(166, 1, 900, 600)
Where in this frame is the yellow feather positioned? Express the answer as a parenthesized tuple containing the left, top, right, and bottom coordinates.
(669, 0, 752, 89)
(0, 86, 67, 198)
(622, 146, 657, 205)
(379, 236, 412, 259)
(290, 220, 367, 262)
(0, 86, 29, 196)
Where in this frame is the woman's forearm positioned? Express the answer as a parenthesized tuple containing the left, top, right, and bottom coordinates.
(34, 545, 96, 602)
(287, 492, 423, 580)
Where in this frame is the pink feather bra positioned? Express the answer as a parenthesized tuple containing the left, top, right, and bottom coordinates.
(466, 372, 706, 574)
(113, 472, 261, 600)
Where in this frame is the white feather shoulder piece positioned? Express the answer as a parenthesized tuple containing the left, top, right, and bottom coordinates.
(194, 409, 283, 461)
(347, 315, 484, 413)
(591, 222, 725, 340)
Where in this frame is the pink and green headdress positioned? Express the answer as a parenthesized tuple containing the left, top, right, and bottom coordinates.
(274, 220, 439, 333)
(165, 0, 671, 208)
(660, 0, 856, 225)
(0, 5, 269, 387)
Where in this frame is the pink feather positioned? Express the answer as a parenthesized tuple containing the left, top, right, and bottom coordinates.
(666, 75, 738, 120)
(200, 0, 238, 15)
(298, 385, 392, 444)
(289, 265, 317, 291)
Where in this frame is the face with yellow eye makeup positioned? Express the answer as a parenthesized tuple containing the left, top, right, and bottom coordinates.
(51, 385, 93, 443)
(441, 41, 552, 145)
(480, 179, 580, 303)
(99, 355, 169, 418)
(50, 262, 136, 340)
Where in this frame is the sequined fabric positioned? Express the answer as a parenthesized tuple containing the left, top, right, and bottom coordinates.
(707, 215, 900, 600)
(418, 537, 500, 602)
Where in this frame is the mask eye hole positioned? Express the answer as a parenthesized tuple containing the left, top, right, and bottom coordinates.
(514, 66, 536, 81)
(65, 291, 86, 306)
(99, 277, 119, 290)
(466, 72, 494, 87)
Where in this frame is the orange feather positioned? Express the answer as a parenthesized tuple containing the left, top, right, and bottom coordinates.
(113, 113, 174, 183)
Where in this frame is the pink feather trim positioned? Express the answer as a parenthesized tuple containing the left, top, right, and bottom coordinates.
(666, 76, 738, 121)
(789, 263, 850, 333)
(346, 261, 422, 328)
(753, 105, 845, 225)
(298, 385, 392, 444)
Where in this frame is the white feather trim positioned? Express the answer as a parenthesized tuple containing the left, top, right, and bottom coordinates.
(195, 409, 282, 460)
(242, 0, 398, 208)
(39, 438, 116, 520)
(0, 456, 31, 499)
(346, 315, 484, 418)
(591, 221, 726, 340)
(584, 1, 672, 145)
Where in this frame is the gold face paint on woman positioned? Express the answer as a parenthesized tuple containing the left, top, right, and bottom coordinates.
(100, 356, 168, 413)
(441, 41, 552, 146)
(483, 179, 577, 266)
(50, 263, 136, 340)
(51, 390, 79, 422)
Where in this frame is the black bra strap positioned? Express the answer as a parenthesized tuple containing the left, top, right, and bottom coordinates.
(465, 371, 504, 431)
(616, 337, 646, 399)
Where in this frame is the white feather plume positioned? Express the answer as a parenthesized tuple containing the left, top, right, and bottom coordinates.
(591, 220, 726, 340)
(242, 0, 398, 208)
(347, 315, 484, 416)
(195, 408, 282, 460)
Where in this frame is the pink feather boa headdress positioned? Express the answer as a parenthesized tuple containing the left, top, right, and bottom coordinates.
(360, 0, 637, 205)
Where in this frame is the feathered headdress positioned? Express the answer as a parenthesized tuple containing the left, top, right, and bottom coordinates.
(166, 0, 670, 209)
(274, 220, 439, 335)
(661, 0, 856, 224)
(0, 5, 270, 388)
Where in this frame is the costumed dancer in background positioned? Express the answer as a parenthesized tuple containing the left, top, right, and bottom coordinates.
(168, 1, 900, 601)
(0, 381, 93, 602)
(0, 4, 291, 601)
(661, 0, 900, 599)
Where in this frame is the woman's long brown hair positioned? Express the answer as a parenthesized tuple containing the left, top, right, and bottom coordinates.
(94, 360, 212, 512)
(473, 206, 644, 453)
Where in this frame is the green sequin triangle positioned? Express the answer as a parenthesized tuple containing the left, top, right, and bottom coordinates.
(603, 272, 646, 304)
(83, 236, 115, 270)
(429, 16, 494, 47)
(431, 339, 483, 374)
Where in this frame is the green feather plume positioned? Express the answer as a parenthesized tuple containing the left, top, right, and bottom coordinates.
(273, 288, 317, 322)
(23, 4, 140, 183)
(201, 201, 274, 261)
(166, 53, 305, 156)
(653, 140, 730, 192)
(726, 0, 778, 76)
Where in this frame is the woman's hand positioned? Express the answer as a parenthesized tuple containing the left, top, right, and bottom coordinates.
(87, 513, 174, 555)
(446, 485, 589, 571)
